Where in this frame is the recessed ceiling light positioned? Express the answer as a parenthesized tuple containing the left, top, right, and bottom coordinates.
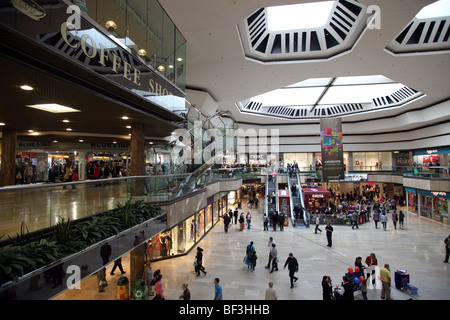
(177, 57, 183, 62)
(66, 128, 72, 131)
(168, 65, 174, 69)
(20, 85, 34, 91)
(79, 139, 84, 142)
(28, 130, 34, 133)
(126, 125, 132, 129)
(113, 141, 117, 144)
(128, 133, 131, 136)
(62, 119, 70, 123)
(121, 116, 129, 120)
(53, 140, 58, 143)
(26, 103, 81, 113)
(0, 122, 5, 126)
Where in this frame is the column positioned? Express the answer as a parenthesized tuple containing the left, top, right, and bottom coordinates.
(0, 128, 17, 187)
(130, 123, 145, 196)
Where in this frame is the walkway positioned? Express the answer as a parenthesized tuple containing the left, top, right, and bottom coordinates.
(55, 198, 450, 300)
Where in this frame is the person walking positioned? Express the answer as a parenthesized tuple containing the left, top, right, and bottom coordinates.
(380, 263, 391, 300)
(321, 275, 333, 300)
(392, 210, 398, 230)
(373, 210, 380, 229)
(250, 250, 258, 271)
(265, 282, 278, 300)
(325, 222, 333, 247)
(443, 234, 450, 263)
(399, 210, 405, 229)
(153, 272, 165, 300)
(278, 211, 284, 231)
(223, 214, 230, 233)
(195, 247, 207, 276)
(96, 267, 107, 293)
(265, 237, 276, 269)
(234, 208, 239, 224)
(245, 241, 255, 269)
(263, 214, 269, 231)
(283, 253, 299, 289)
(269, 243, 279, 273)
(351, 212, 359, 229)
(239, 213, 245, 231)
(214, 278, 223, 300)
(228, 209, 233, 225)
(381, 212, 388, 231)
(272, 211, 278, 231)
(314, 214, 322, 234)
(246, 212, 252, 229)
(110, 257, 126, 275)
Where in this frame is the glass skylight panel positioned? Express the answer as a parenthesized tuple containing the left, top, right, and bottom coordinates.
(266, 1, 335, 31)
(333, 75, 396, 86)
(319, 83, 406, 105)
(415, 0, 450, 19)
(285, 78, 332, 88)
(251, 87, 325, 106)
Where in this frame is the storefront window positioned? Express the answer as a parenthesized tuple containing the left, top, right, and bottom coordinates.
(407, 191, 417, 214)
(205, 205, 213, 232)
(433, 197, 449, 225)
(196, 209, 205, 240)
(420, 194, 433, 219)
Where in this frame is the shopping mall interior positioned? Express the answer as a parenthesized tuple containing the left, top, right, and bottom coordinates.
(0, 0, 449, 306)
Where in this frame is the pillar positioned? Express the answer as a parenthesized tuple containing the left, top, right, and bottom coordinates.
(0, 128, 17, 187)
(129, 243, 146, 299)
(130, 123, 145, 196)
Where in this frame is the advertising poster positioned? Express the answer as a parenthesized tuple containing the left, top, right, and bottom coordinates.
(320, 118, 344, 181)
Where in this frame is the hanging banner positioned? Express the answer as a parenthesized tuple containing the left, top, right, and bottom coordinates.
(320, 118, 344, 181)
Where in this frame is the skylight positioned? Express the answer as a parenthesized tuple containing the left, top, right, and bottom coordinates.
(266, 1, 335, 31)
(415, 0, 450, 19)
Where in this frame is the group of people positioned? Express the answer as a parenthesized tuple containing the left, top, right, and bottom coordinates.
(321, 252, 392, 300)
(264, 210, 286, 231)
(223, 208, 254, 232)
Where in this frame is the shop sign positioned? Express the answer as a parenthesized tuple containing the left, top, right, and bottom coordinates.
(311, 194, 325, 198)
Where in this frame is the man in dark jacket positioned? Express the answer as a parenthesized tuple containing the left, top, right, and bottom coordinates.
(284, 253, 299, 288)
(100, 242, 112, 265)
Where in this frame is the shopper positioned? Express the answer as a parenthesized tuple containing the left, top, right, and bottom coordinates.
(214, 278, 223, 300)
(24, 162, 34, 184)
(96, 267, 107, 293)
(265, 237, 276, 269)
(380, 264, 391, 300)
(365, 253, 378, 285)
(321, 275, 333, 300)
(223, 214, 231, 233)
(179, 283, 191, 300)
(100, 242, 112, 265)
(195, 247, 207, 276)
(228, 209, 233, 224)
(263, 214, 269, 231)
(246, 212, 252, 229)
(153, 273, 165, 300)
(110, 257, 126, 275)
(444, 234, 450, 263)
(250, 250, 258, 271)
(283, 253, 299, 289)
(314, 214, 322, 234)
(361, 278, 368, 300)
(239, 213, 245, 231)
(234, 208, 239, 224)
(245, 241, 255, 269)
(392, 210, 398, 230)
(399, 211, 405, 229)
(325, 222, 333, 247)
(373, 210, 380, 229)
(355, 256, 364, 275)
(269, 243, 279, 273)
(278, 212, 285, 231)
(143, 261, 153, 296)
(265, 282, 278, 300)
(272, 211, 278, 231)
(351, 212, 359, 229)
(381, 212, 388, 231)
(334, 275, 354, 300)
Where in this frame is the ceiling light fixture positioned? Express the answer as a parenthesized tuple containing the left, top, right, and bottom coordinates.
(66, 128, 72, 131)
(0, 122, 5, 126)
(20, 85, 34, 91)
(26, 103, 81, 113)
(62, 119, 70, 123)
(138, 49, 147, 56)
(28, 130, 34, 133)
(121, 116, 129, 120)
(126, 125, 132, 129)
(105, 20, 117, 29)
(157, 65, 165, 72)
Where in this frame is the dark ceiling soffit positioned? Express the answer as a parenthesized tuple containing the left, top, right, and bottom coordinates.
(0, 26, 183, 124)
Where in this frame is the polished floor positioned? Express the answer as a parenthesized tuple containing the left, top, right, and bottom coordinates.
(55, 199, 450, 300)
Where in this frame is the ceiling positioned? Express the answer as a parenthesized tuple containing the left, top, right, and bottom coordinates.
(159, 0, 450, 133)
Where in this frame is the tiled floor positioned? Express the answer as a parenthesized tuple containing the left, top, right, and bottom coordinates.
(55, 199, 450, 300)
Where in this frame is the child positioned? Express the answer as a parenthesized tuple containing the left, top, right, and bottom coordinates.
(361, 278, 368, 300)
(250, 250, 258, 271)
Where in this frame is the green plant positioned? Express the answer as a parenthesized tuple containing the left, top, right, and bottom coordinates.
(55, 216, 72, 245)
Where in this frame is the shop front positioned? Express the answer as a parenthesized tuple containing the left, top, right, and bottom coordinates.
(302, 187, 332, 212)
(406, 188, 449, 226)
(413, 148, 450, 173)
(146, 192, 230, 261)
